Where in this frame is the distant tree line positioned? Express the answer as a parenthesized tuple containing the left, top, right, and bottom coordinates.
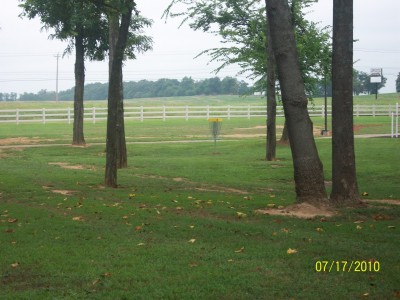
(12, 76, 250, 101)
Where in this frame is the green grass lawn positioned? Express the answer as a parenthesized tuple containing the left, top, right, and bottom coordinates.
(1, 116, 399, 299)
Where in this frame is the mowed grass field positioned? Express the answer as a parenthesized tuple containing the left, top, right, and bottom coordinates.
(0, 96, 399, 299)
(0, 93, 399, 109)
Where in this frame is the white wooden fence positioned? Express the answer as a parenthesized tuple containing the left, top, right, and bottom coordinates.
(0, 104, 398, 124)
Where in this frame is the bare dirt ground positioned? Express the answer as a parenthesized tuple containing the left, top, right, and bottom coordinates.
(0, 137, 56, 146)
(256, 199, 400, 219)
(256, 202, 337, 219)
(48, 162, 97, 171)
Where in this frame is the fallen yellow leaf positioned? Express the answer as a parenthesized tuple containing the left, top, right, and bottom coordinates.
(316, 227, 324, 232)
(234, 246, 245, 253)
(287, 248, 298, 254)
(188, 239, 196, 243)
(72, 216, 84, 221)
(11, 262, 20, 268)
(236, 212, 247, 218)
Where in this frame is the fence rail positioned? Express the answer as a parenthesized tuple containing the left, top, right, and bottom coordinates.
(0, 104, 399, 124)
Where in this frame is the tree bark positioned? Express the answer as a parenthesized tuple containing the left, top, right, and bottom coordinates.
(72, 33, 86, 146)
(331, 0, 359, 204)
(105, 0, 133, 187)
(265, 0, 327, 204)
(279, 122, 289, 144)
(265, 11, 276, 161)
(108, 13, 128, 169)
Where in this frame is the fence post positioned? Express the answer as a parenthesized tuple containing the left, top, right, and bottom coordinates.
(16, 109, 19, 124)
(68, 107, 71, 124)
(321, 105, 324, 118)
(163, 106, 166, 121)
(396, 103, 399, 138)
(42, 108, 46, 124)
(185, 105, 189, 121)
(247, 105, 250, 119)
(91, 107, 95, 123)
(228, 105, 231, 120)
(356, 105, 359, 117)
(391, 112, 394, 138)
(372, 104, 375, 117)
(206, 105, 210, 119)
(140, 106, 144, 122)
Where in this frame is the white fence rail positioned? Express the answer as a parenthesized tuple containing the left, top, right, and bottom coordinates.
(0, 104, 398, 124)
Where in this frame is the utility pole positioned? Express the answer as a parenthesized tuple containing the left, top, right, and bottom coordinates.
(55, 53, 59, 102)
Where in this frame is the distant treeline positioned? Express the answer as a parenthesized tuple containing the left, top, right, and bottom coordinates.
(12, 76, 251, 101)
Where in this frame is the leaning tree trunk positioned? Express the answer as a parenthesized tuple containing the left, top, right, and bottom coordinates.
(105, 1, 133, 187)
(331, 0, 359, 204)
(265, 12, 277, 161)
(72, 33, 86, 146)
(265, 0, 327, 204)
(109, 13, 128, 169)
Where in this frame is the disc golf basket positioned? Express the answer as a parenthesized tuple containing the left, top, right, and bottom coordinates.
(208, 118, 223, 151)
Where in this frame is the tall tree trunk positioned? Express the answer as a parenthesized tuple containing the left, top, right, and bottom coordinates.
(265, 9, 276, 161)
(108, 13, 128, 169)
(265, 0, 327, 204)
(331, 0, 359, 204)
(72, 33, 86, 146)
(105, 0, 133, 187)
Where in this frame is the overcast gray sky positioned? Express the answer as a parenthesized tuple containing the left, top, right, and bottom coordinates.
(0, 0, 399, 95)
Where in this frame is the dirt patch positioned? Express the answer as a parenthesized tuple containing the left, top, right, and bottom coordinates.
(363, 199, 400, 206)
(223, 133, 266, 138)
(0, 137, 56, 146)
(42, 186, 76, 196)
(193, 186, 249, 195)
(48, 162, 95, 171)
(52, 190, 75, 196)
(256, 202, 337, 219)
(353, 124, 383, 133)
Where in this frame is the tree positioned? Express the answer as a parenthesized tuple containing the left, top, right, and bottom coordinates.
(397, 73, 400, 93)
(330, 0, 359, 204)
(265, 4, 277, 161)
(104, 0, 137, 187)
(265, 0, 327, 204)
(19, 0, 108, 146)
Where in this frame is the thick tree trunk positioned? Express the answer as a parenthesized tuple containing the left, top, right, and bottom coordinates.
(265, 0, 327, 204)
(331, 0, 359, 204)
(72, 34, 86, 146)
(108, 13, 128, 169)
(105, 1, 133, 187)
(266, 13, 276, 161)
